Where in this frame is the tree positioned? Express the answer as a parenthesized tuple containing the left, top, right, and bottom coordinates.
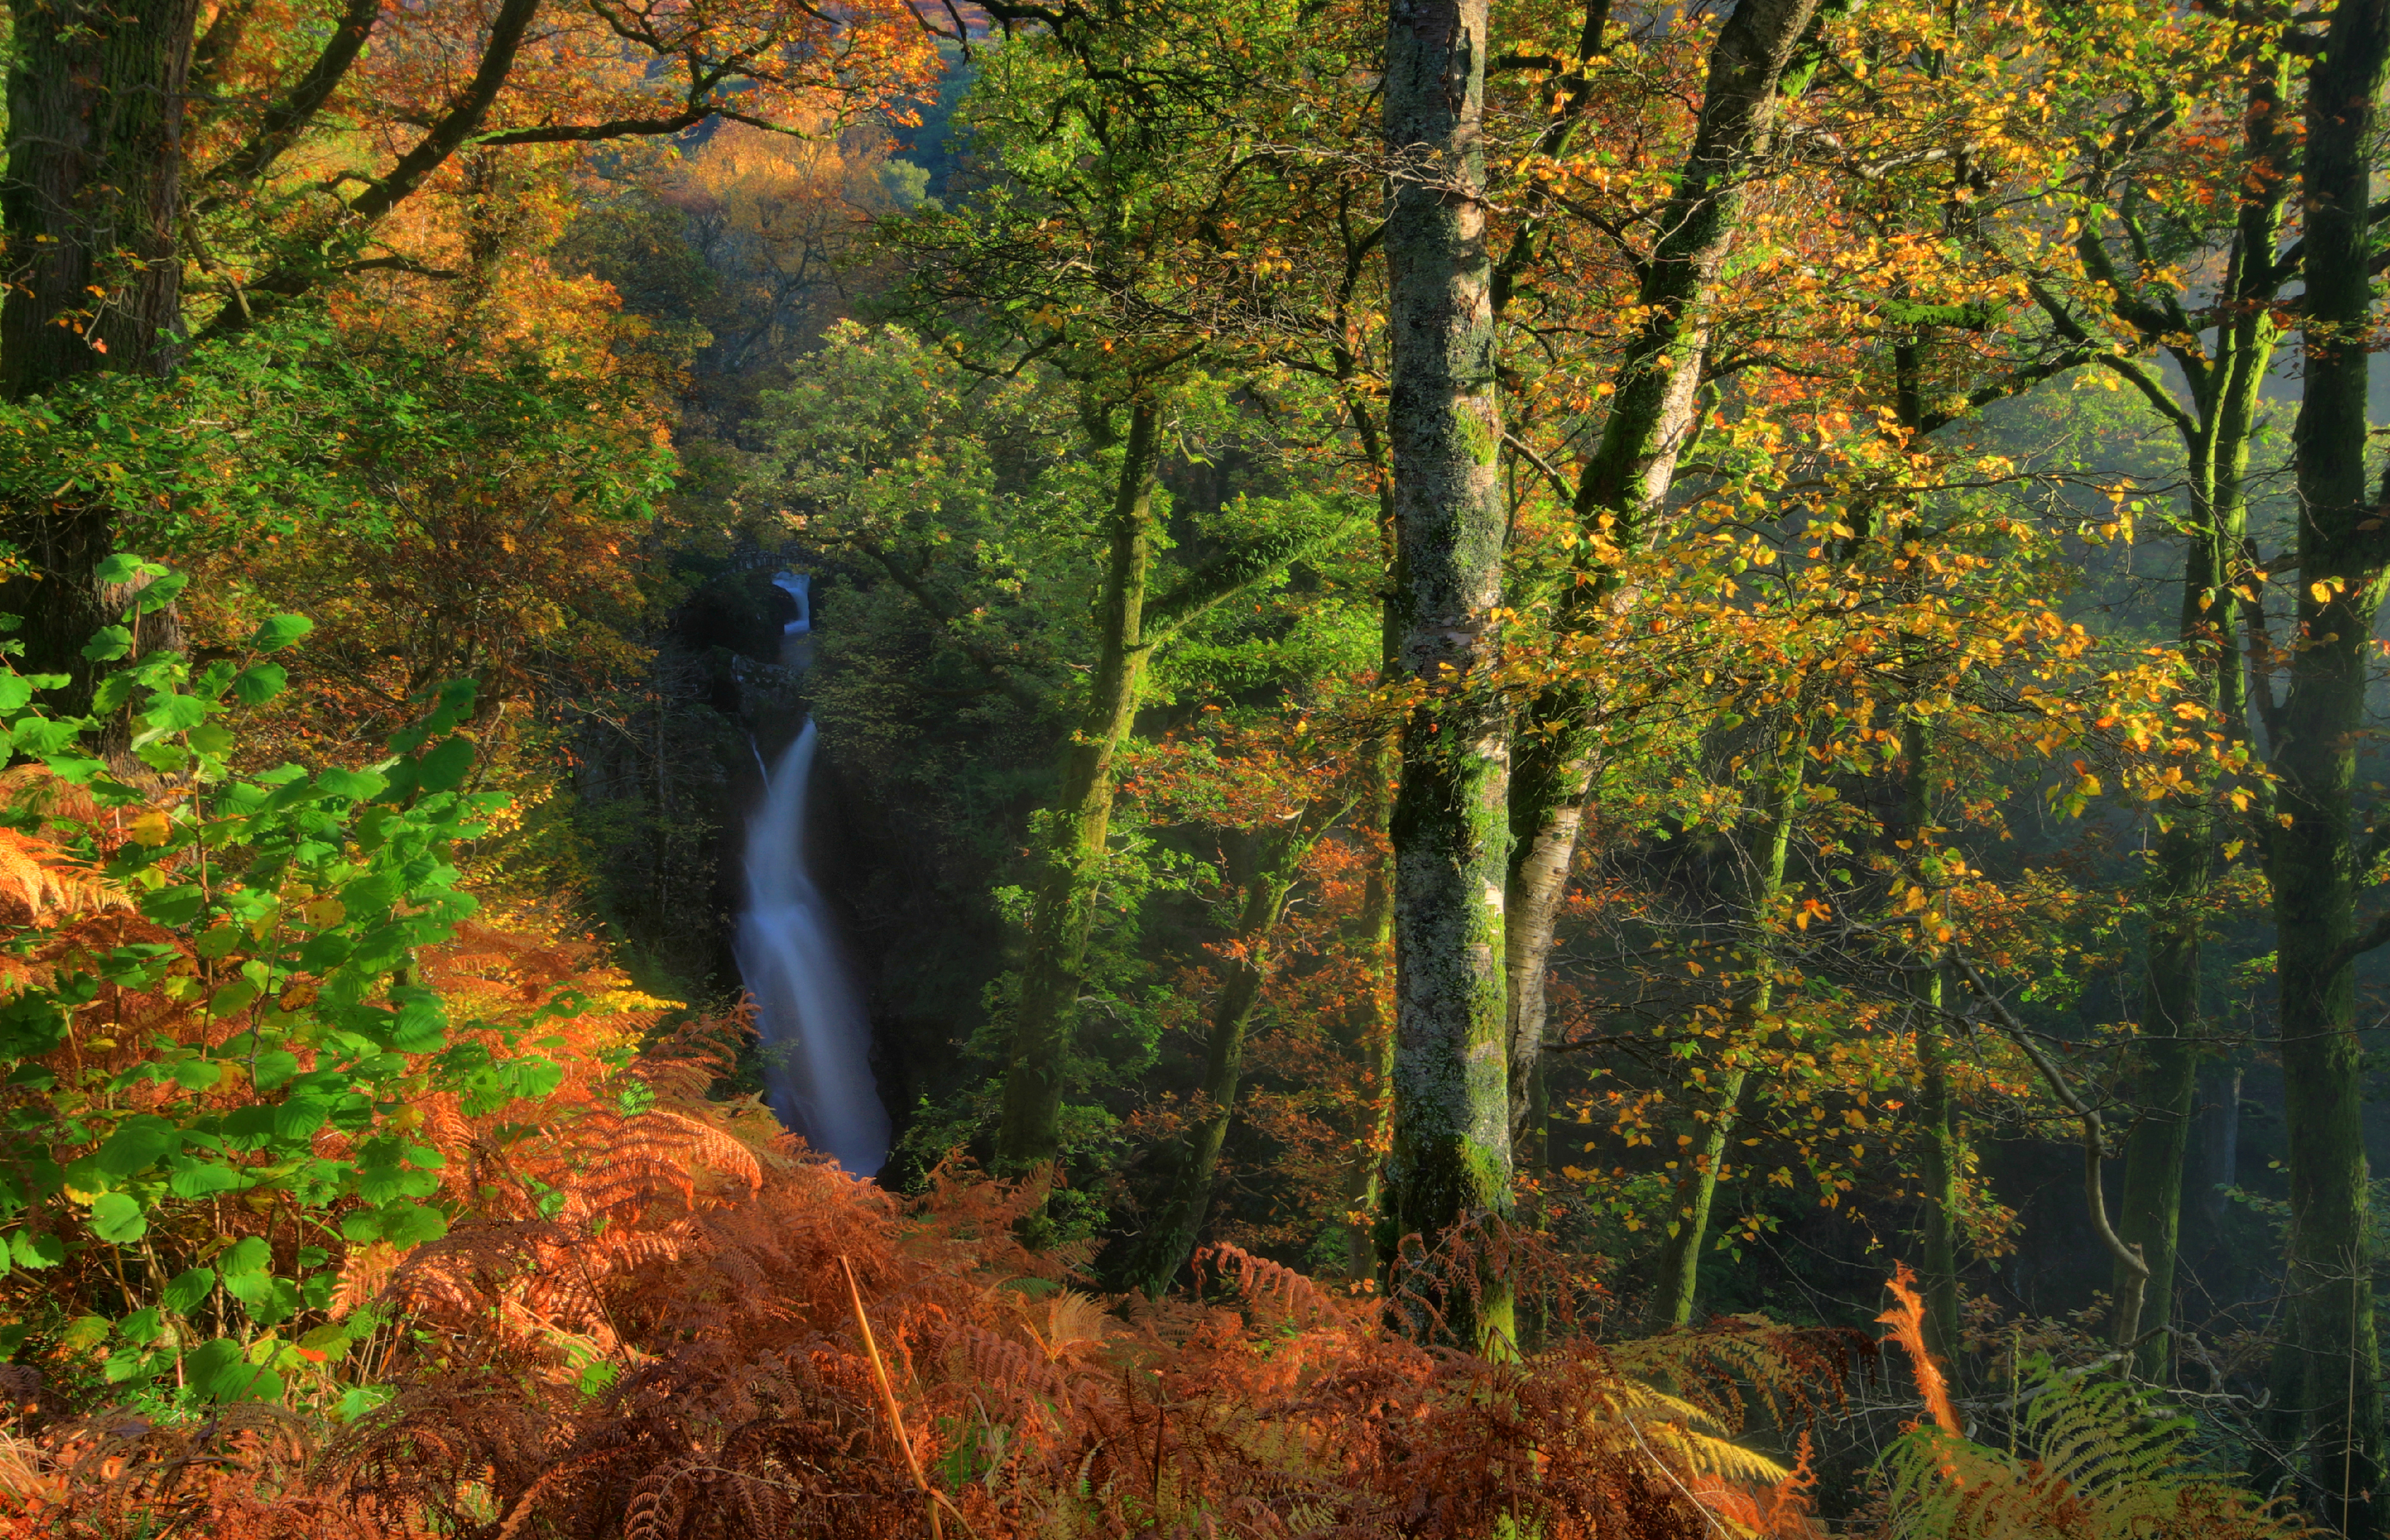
(0, 0, 937, 697)
(2259, 0, 2390, 1525)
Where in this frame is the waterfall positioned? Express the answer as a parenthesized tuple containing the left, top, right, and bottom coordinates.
(774, 572, 811, 632)
(735, 708, 889, 1176)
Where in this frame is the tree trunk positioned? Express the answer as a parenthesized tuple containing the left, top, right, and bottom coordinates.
(994, 398, 1164, 1203)
(1, 0, 200, 696)
(1344, 752, 1400, 1283)
(2116, 49, 2290, 1380)
(2266, 4, 2390, 1526)
(1382, 0, 1515, 1353)
(1503, 0, 1823, 1138)
(1123, 807, 1335, 1297)
(1644, 721, 1804, 1331)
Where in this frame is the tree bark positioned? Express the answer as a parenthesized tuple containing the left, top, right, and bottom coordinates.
(994, 398, 1163, 1197)
(2115, 47, 2290, 1380)
(1, 0, 200, 698)
(2266, 3, 2390, 1527)
(1382, 0, 1515, 1353)
(1503, 0, 1823, 1140)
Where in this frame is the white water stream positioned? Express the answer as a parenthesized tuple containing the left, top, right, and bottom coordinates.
(732, 573, 890, 1176)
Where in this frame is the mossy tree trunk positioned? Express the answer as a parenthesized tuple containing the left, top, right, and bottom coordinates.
(1, 0, 201, 699)
(2112, 47, 2289, 1380)
(1644, 724, 1804, 1331)
(2264, 4, 2390, 1527)
(995, 398, 1165, 1194)
(1381, 0, 1516, 1353)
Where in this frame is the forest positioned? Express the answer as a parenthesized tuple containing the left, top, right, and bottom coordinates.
(2, 0, 2389, 1532)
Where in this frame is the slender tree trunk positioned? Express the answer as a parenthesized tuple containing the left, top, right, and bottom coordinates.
(1, 0, 200, 695)
(1382, 0, 1515, 1353)
(1125, 806, 1336, 1297)
(994, 399, 1165, 1201)
(1916, 965, 1961, 1364)
(1344, 751, 1400, 1282)
(1503, 0, 1823, 1137)
(2266, 4, 2390, 1526)
(2117, 52, 2290, 1379)
(1644, 723, 1804, 1331)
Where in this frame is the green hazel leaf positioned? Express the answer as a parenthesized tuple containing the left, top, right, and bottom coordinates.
(230, 663, 287, 706)
(10, 1232, 62, 1269)
(220, 1235, 271, 1278)
(0, 675, 30, 714)
(316, 767, 386, 801)
(250, 1049, 300, 1091)
(273, 1098, 332, 1142)
(187, 722, 235, 756)
(128, 570, 187, 616)
(91, 672, 137, 712)
(185, 1337, 274, 1402)
(94, 1115, 178, 1176)
(81, 626, 133, 662)
(87, 1192, 147, 1242)
(376, 1202, 447, 1247)
(415, 735, 476, 794)
(93, 554, 147, 585)
(250, 614, 312, 651)
(143, 693, 209, 732)
(166, 1159, 247, 1199)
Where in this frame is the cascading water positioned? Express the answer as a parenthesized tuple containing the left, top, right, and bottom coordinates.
(733, 573, 890, 1177)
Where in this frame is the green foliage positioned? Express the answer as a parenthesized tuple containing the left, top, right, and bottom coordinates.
(0, 578, 565, 1404)
(0, 311, 676, 564)
(1879, 1360, 2305, 1539)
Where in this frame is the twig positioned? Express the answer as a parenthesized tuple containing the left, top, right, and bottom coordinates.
(842, 1254, 977, 1540)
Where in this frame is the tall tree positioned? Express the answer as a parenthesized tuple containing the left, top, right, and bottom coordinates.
(1381, 0, 1517, 1349)
(1501, 0, 1826, 1167)
(2262, 0, 2390, 1525)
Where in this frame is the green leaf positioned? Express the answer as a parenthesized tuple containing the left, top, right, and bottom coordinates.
(250, 1048, 300, 1090)
(316, 767, 387, 801)
(185, 1337, 273, 1402)
(250, 614, 313, 651)
(87, 1192, 146, 1242)
(166, 1159, 247, 1199)
(81, 626, 132, 662)
(221, 1235, 271, 1278)
(10, 1232, 62, 1269)
(230, 663, 287, 705)
(0, 675, 30, 714)
(416, 735, 476, 794)
(272, 1097, 331, 1142)
(94, 1116, 178, 1176)
(377, 1202, 448, 1247)
(164, 1266, 218, 1313)
(143, 693, 209, 732)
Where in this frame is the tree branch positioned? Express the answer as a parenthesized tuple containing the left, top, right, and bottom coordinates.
(1950, 950, 2149, 1344)
(201, 0, 382, 193)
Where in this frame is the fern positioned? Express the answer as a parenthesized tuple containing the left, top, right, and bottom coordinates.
(1878, 1353, 2305, 1539)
